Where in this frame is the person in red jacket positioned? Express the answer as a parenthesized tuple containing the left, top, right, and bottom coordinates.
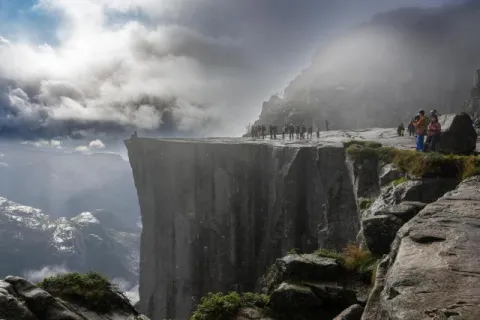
(424, 115, 441, 152)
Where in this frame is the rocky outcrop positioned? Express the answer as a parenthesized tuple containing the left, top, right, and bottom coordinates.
(125, 138, 360, 320)
(0, 276, 148, 320)
(437, 113, 477, 155)
(362, 176, 480, 320)
(333, 304, 364, 320)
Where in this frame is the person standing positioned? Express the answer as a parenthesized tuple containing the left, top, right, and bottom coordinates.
(407, 120, 415, 136)
(424, 115, 441, 152)
(413, 110, 426, 151)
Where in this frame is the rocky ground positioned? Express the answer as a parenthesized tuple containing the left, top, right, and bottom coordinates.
(0, 275, 148, 320)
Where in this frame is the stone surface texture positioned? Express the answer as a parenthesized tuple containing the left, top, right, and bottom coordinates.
(362, 176, 480, 320)
(126, 137, 361, 320)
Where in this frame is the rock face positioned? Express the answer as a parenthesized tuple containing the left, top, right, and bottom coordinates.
(362, 176, 480, 320)
(0, 276, 148, 320)
(0, 197, 140, 283)
(125, 138, 360, 320)
(437, 113, 477, 155)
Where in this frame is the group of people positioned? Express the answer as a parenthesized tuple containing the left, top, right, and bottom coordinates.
(250, 122, 330, 140)
(397, 109, 441, 152)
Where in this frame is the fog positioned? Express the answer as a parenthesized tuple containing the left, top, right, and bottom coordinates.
(0, 0, 449, 140)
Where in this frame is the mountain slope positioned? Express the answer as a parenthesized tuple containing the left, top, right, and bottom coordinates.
(0, 197, 140, 284)
(255, 1, 480, 130)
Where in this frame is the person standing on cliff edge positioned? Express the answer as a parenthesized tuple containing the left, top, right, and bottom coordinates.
(413, 110, 426, 151)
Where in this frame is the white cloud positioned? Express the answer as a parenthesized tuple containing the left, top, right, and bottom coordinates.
(74, 139, 106, 152)
(112, 278, 139, 304)
(23, 265, 70, 283)
(89, 139, 106, 149)
(21, 139, 63, 148)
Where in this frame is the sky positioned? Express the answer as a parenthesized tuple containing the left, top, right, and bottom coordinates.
(0, 0, 451, 141)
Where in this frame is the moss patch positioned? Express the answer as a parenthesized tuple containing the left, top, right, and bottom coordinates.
(190, 292, 269, 320)
(358, 198, 373, 210)
(38, 272, 131, 314)
(345, 140, 480, 180)
(392, 177, 408, 186)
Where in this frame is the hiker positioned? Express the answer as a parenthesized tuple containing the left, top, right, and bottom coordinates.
(397, 123, 405, 137)
(307, 126, 313, 139)
(413, 110, 426, 151)
(316, 127, 320, 139)
(282, 125, 286, 139)
(295, 125, 300, 139)
(424, 114, 441, 152)
(407, 120, 415, 136)
(272, 125, 277, 139)
(300, 124, 306, 140)
(289, 124, 294, 140)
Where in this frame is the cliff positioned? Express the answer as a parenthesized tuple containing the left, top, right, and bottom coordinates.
(126, 138, 361, 319)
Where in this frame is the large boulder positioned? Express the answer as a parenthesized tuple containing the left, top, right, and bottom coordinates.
(362, 176, 480, 320)
(269, 282, 323, 310)
(437, 113, 477, 154)
(270, 254, 344, 287)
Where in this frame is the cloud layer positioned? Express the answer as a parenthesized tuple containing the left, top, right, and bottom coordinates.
(0, 0, 446, 140)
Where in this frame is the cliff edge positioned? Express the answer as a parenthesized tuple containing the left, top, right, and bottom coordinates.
(126, 137, 361, 319)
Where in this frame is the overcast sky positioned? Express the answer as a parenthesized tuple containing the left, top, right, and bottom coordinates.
(0, 0, 451, 140)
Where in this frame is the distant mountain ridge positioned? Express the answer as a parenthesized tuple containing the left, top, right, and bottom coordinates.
(254, 1, 480, 130)
(0, 196, 140, 284)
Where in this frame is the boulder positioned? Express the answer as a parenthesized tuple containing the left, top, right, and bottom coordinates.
(362, 176, 480, 320)
(333, 304, 364, 320)
(269, 282, 323, 310)
(275, 254, 343, 283)
(235, 308, 274, 320)
(437, 113, 477, 154)
(378, 164, 403, 187)
(304, 283, 358, 309)
(362, 202, 427, 255)
(362, 215, 404, 255)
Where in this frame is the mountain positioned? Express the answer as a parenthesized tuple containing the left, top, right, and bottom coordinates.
(254, 1, 480, 130)
(0, 143, 139, 226)
(0, 197, 140, 284)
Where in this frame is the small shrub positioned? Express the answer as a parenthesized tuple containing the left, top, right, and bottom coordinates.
(190, 292, 269, 320)
(38, 272, 131, 314)
(315, 245, 379, 285)
(358, 198, 373, 210)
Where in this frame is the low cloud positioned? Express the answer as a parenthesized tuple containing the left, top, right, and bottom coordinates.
(21, 139, 63, 148)
(23, 264, 70, 283)
(74, 139, 106, 152)
(112, 278, 139, 304)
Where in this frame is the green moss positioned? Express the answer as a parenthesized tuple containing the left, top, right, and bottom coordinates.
(358, 198, 373, 210)
(314, 248, 345, 263)
(392, 177, 408, 186)
(288, 248, 299, 255)
(38, 272, 131, 314)
(190, 292, 269, 320)
(344, 140, 480, 180)
(260, 263, 282, 295)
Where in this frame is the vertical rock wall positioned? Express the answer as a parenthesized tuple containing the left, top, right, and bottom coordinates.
(125, 138, 360, 320)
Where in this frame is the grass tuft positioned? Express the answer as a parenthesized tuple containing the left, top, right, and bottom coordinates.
(38, 272, 132, 314)
(344, 140, 480, 180)
(358, 198, 373, 210)
(190, 292, 269, 320)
